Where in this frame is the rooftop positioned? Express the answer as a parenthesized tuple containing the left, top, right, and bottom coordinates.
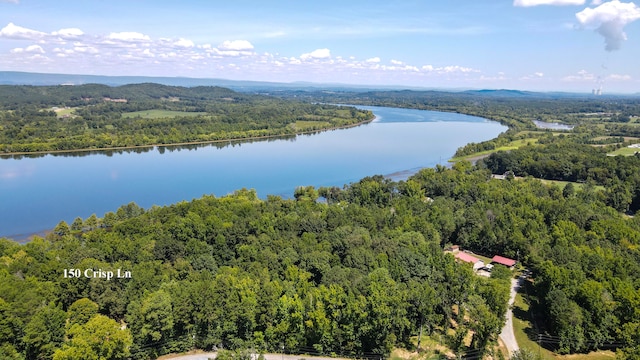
(491, 255, 517, 267)
(455, 252, 481, 264)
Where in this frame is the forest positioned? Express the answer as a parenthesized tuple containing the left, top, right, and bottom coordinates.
(0, 84, 373, 153)
(2, 88, 640, 360)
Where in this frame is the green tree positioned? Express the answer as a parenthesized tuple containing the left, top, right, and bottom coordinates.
(53, 314, 132, 360)
(53, 221, 71, 236)
(67, 298, 99, 327)
(22, 303, 67, 360)
(70, 217, 84, 231)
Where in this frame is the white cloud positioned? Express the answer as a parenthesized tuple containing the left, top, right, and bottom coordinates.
(514, 0, 585, 6)
(10, 44, 44, 54)
(0, 22, 47, 40)
(0, 0, 19, 3)
(73, 44, 98, 54)
(608, 73, 632, 80)
(25, 45, 44, 53)
(300, 48, 331, 60)
(535, 72, 544, 77)
(576, 0, 640, 51)
(591, 0, 603, 4)
(52, 28, 84, 38)
(173, 38, 194, 48)
(108, 32, 151, 42)
(0, 22, 491, 88)
(562, 69, 597, 81)
(442, 65, 476, 73)
(218, 40, 254, 51)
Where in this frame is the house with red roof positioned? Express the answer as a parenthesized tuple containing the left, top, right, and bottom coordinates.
(491, 255, 517, 269)
(455, 252, 485, 271)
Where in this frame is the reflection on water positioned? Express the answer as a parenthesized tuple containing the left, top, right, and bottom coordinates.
(0, 134, 300, 160)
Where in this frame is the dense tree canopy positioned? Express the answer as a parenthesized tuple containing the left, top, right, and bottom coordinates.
(2, 153, 639, 358)
(2, 88, 640, 359)
(0, 84, 373, 154)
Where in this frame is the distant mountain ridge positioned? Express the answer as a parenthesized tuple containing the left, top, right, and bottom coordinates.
(0, 82, 249, 107)
(0, 71, 288, 90)
(2, 71, 637, 98)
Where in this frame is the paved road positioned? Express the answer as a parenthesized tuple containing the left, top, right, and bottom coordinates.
(499, 274, 525, 357)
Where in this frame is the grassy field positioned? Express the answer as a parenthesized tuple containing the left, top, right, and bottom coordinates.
(53, 107, 77, 117)
(122, 109, 208, 119)
(450, 137, 539, 162)
(291, 120, 332, 131)
(537, 179, 605, 192)
(608, 146, 640, 156)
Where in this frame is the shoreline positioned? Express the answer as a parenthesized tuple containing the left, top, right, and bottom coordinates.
(3, 159, 438, 243)
(0, 117, 375, 157)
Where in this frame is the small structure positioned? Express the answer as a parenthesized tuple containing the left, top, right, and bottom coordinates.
(491, 255, 517, 269)
(455, 252, 485, 272)
(450, 245, 460, 253)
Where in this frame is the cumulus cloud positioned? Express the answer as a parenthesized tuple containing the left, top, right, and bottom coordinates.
(52, 28, 84, 38)
(218, 40, 254, 51)
(576, 0, 640, 51)
(0, 22, 489, 87)
(108, 32, 151, 42)
(0, 22, 47, 40)
(514, 0, 585, 6)
(10, 45, 45, 54)
(562, 69, 597, 81)
(300, 48, 331, 60)
(535, 72, 544, 77)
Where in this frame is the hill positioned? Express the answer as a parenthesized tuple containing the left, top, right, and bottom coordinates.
(0, 83, 374, 154)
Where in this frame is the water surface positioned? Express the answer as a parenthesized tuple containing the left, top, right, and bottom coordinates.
(0, 106, 506, 239)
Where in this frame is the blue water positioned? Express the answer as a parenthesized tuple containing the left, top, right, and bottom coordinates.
(0, 106, 506, 239)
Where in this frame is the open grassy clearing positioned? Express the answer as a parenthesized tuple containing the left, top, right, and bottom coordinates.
(591, 136, 639, 142)
(608, 146, 640, 156)
(53, 107, 77, 117)
(516, 131, 575, 137)
(290, 120, 332, 131)
(389, 334, 455, 360)
(537, 179, 605, 192)
(450, 137, 540, 162)
(122, 109, 208, 119)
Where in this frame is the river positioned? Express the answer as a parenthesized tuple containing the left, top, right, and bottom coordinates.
(0, 105, 506, 239)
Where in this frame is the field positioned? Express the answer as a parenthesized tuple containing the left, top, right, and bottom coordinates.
(608, 146, 640, 156)
(449, 137, 539, 162)
(290, 120, 332, 131)
(537, 179, 606, 192)
(53, 107, 77, 118)
(122, 109, 208, 119)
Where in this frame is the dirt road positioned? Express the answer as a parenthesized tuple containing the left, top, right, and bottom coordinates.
(499, 274, 525, 357)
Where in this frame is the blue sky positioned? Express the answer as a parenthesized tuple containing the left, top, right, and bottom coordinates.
(1, 0, 639, 93)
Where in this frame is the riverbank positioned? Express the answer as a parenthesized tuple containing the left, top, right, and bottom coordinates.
(0, 117, 375, 158)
